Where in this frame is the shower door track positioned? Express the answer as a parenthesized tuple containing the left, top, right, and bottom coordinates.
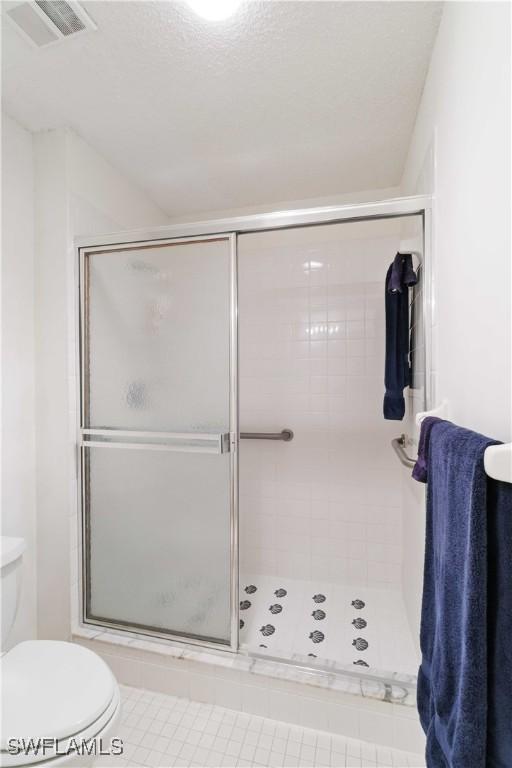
(75, 195, 431, 248)
(75, 194, 433, 659)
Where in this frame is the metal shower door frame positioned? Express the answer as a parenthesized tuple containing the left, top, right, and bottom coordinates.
(77, 233, 239, 652)
(75, 194, 432, 656)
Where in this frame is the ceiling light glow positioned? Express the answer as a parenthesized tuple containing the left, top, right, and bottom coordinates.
(303, 260, 324, 272)
(186, 0, 242, 21)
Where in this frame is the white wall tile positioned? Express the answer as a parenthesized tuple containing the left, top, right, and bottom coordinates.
(238, 222, 407, 589)
(392, 713, 426, 753)
(358, 708, 394, 749)
(214, 677, 242, 711)
(241, 684, 269, 717)
(327, 703, 360, 739)
(190, 672, 217, 704)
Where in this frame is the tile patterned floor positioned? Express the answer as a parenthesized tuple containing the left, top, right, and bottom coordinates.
(239, 576, 419, 676)
(94, 685, 426, 768)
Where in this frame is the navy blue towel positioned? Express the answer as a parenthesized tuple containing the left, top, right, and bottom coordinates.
(487, 476, 512, 767)
(383, 253, 417, 420)
(412, 416, 443, 483)
(417, 420, 512, 767)
(390, 251, 418, 294)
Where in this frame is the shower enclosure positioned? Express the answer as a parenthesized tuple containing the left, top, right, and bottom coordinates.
(77, 196, 430, 685)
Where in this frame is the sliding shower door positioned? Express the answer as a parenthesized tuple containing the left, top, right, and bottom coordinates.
(79, 235, 237, 648)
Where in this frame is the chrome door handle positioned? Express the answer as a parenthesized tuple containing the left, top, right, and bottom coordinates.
(81, 429, 231, 454)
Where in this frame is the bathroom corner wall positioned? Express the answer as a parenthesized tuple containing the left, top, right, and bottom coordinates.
(399, 0, 511, 650)
(1, 113, 37, 647)
(34, 129, 73, 641)
(32, 128, 169, 640)
(401, 0, 511, 442)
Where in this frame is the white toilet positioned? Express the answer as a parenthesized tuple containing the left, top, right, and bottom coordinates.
(1, 537, 122, 767)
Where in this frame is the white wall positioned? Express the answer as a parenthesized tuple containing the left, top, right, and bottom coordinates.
(33, 129, 169, 640)
(399, 0, 511, 647)
(68, 132, 171, 236)
(1, 114, 37, 647)
(166, 187, 402, 225)
(402, 0, 511, 441)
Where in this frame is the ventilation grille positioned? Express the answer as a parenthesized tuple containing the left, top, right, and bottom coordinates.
(35, 0, 85, 35)
(5, 1, 96, 47)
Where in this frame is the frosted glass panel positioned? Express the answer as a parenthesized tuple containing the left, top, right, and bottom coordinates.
(86, 238, 230, 431)
(81, 235, 235, 646)
(87, 446, 231, 643)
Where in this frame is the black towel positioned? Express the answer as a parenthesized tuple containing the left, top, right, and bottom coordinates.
(383, 253, 417, 420)
(417, 419, 512, 767)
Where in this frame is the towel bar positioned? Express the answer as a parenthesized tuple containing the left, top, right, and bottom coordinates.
(391, 434, 416, 468)
(415, 400, 512, 483)
(240, 429, 294, 442)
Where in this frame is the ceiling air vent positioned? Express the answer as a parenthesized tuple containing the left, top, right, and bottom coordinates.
(5, 0, 96, 47)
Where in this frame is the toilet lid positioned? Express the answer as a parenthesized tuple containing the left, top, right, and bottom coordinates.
(1, 641, 116, 748)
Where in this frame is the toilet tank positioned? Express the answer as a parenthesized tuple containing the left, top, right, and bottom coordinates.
(0, 537, 25, 649)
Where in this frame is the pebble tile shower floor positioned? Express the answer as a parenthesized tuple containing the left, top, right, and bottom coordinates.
(95, 685, 426, 768)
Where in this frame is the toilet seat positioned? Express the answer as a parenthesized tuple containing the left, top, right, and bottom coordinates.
(1, 687, 121, 768)
(1, 641, 121, 767)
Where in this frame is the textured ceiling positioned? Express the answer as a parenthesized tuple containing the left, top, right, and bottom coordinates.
(2, 1, 442, 217)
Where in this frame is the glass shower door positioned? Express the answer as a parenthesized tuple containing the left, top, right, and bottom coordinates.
(79, 235, 237, 647)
